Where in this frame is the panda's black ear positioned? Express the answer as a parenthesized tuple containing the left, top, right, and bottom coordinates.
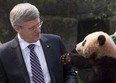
(98, 35, 106, 46)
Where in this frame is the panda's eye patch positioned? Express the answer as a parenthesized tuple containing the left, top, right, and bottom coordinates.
(82, 40, 86, 46)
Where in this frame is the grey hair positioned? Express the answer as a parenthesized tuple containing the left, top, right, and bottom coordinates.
(10, 3, 40, 28)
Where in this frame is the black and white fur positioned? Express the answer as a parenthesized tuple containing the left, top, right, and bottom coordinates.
(61, 31, 116, 83)
(75, 31, 116, 83)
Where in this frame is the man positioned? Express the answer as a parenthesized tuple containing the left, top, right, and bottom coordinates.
(0, 3, 78, 83)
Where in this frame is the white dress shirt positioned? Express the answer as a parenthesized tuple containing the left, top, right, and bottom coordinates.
(18, 34, 51, 83)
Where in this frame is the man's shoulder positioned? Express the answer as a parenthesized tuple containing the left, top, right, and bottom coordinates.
(0, 38, 16, 50)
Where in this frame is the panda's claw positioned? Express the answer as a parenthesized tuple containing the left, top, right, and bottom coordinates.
(60, 53, 71, 64)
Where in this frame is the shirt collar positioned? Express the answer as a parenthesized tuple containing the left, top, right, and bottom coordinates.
(18, 33, 41, 50)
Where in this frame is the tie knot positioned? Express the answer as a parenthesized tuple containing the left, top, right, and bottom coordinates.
(28, 44, 35, 51)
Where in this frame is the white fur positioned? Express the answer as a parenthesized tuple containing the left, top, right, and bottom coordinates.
(76, 31, 116, 59)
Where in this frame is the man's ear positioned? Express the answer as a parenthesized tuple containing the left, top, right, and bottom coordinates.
(14, 26, 21, 33)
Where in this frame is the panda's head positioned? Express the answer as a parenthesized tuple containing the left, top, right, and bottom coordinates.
(76, 31, 116, 59)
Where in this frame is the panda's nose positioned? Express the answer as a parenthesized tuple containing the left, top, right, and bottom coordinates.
(77, 49, 81, 53)
(76, 48, 82, 54)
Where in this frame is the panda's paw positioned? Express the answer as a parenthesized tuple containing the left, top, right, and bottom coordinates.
(60, 53, 71, 64)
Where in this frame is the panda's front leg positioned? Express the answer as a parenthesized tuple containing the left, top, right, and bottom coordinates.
(60, 53, 91, 69)
(60, 53, 72, 64)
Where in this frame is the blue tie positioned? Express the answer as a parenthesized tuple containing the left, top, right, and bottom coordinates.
(28, 44, 45, 83)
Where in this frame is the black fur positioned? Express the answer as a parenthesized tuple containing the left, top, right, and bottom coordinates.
(61, 53, 116, 83)
(89, 56, 116, 83)
(98, 35, 106, 46)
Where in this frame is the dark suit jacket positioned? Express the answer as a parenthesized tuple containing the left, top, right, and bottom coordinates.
(0, 34, 77, 83)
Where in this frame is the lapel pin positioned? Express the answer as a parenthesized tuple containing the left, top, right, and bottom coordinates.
(47, 45, 49, 48)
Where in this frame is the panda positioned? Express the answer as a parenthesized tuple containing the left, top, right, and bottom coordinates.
(61, 31, 116, 83)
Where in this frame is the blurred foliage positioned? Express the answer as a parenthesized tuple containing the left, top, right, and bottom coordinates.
(0, 0, 116, 43)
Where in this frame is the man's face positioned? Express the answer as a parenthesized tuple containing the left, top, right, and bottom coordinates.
(15, 17, 42, 43)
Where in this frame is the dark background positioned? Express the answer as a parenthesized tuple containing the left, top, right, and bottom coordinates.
(0, 0, 116, 51)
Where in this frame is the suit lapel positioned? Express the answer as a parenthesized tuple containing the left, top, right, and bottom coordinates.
(11, 37, 30, 83)
(40, 35, 56, 83)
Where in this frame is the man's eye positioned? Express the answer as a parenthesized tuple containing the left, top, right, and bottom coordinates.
(29, 27, 35, 31)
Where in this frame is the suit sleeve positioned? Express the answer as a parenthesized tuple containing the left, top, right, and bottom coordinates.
(0, 59, 8, 83)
